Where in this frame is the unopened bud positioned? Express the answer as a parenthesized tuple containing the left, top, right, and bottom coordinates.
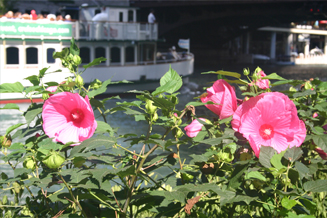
(75, 75, 84, 86)
(145, 100, 157, 114)
(43, 151, 65, 169)
(243, 68, 250, 76)
(1, 135, 12, 148)
(152, 112, 158, 122)
(42, 93, 50, 100)
(73, 55, 82, 65)
(23, 157, 35, 170)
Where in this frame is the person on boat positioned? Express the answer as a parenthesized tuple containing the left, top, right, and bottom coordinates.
(56, 15, 64, 22)
(30, 10, 37, 20)
(65, 14, 72, 22)
(148, 9, 156, 23)
(170, 46, 181, 60)
(1, 11, 13, 20)
(14, 12, 22, 19)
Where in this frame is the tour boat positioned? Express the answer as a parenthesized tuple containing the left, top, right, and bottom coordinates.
(0, 4, 194, 104)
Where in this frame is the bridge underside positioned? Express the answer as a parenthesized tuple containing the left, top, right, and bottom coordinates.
(133, 1, 327, 48)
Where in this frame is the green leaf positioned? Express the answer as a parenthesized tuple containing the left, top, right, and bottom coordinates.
(259, 146, 276, 168)
(295, 161, 311, 179)
(0, 82, 24, 93)
(281, 197, 297, 210)
(244, 171, 266, 181)
(83, 57, 106, 69)
(293, 89, 316, 98)
(69, 38, 80, 55)
(6, 123, 24, 135)
(303, 180, 327, 193)
(25, 107, 43, 125)
(39, 67, 49, 78)
(202, 70, 241, 79)
(224, 79, 248, 85)
(185, 101, 215, 107)
(87, 79, 112, 98)
(24, 75, 40, 86)
(284, 147, 303, 162)
(228, 164, 248, 190)
(270, 150, 286, 170)
(262, 73, 286, 80)
(95, 121, 114, 134)
(152, 66, 182, 95)
(0, 103, 20, 110)
(53, 47, 69, 59)
(38, 138, 63, 151)
(311, 134, 327, 152)
(70, 135, 116, 157)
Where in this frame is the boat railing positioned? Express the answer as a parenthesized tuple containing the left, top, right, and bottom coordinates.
(75, 21, 158, 41)
(0, 19, 158, 41)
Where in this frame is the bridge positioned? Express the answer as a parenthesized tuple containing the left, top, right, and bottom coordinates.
(130, 0, 327, 64)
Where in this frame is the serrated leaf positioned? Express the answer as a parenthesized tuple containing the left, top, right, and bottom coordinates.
(39, 67, 49, 78)
(25, 107, 42, 125)
(283, 147, 303, 162)
(293, 89, 316, 98)
(295, 161, 311, 179)
(152, 66, 182, 95)
(0, 103, 20, 110)
(70, 135, 116, 157)
(87, 79, 111, 98)
(202, 70, 241, 79)
(303, 180, 327, 193)
(270, 150, 286, 170)
(259, 146, 276, 168)
(95, 121, 113, 134)
(244, 171, 266, 181)
(228, 164, 248, 189)
(83, 57, 106, 69)
(69, 38, 80, 55)
(262, 73, 286, 80)
(281, 197, 297, 210)
(311, 134, 327, 153)
(0, 82, 24, 93)
(24, 75, 40, 86)
(6, 123, 24, 135)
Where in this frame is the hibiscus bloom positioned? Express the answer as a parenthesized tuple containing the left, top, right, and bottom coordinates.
(200, 79, 237, 120)
(254, 70, 270, 90)
(184, 118, 206, 138)
(46, 86, 58, 96)
(232, 92, 306, 157)
(42, 92, 97, 145)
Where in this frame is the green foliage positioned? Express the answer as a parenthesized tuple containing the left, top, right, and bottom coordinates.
(0, 41, 326, 218)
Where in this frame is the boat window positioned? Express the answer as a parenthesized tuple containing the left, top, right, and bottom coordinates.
(110, 47, 120, 63)
(26, 47, 38, 64)
(128, 10, 133, 22)
(47, 48, 56, 64)
(125, 46, 135, 62)
(95, 47, 106, 60)
(6, 47, 19, 64)
(119, 12, 123, 22)
(80, 47, 90, 64)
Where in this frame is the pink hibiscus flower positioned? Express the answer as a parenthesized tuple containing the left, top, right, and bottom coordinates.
(200, 79, 237, 120)
(315, 147, 327, 160)
(249, 70, 270, 89)
(184, 118, 206, 138)
(232, 92, 306, 157)
(42, 92, 97, 145)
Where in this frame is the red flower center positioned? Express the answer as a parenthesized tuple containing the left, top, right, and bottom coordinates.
(71, 108, 84, 123)
(259, 124, 274, 140)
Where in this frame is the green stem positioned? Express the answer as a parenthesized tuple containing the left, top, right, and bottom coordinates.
(115, 143, 143, 158)
(88, 189, 117, 211)
(59, 174, 87, 218)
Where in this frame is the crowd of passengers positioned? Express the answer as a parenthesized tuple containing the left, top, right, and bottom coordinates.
(0, 10, 72, 22)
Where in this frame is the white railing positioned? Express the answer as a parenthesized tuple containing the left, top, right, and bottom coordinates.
(295, 54, 327, 65)
(74, 21, 158, 41)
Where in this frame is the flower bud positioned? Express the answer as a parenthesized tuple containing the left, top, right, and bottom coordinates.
(243, 68, 250, 76)
(173, 113, 182, 125)
(23, 157, 36, 170)
(2, 195, 7, 205)
(43, 152, 65, 169)
(152, 112, 158, 122)
(75, 75, 84, 86)
(67, 53, 74, 61)
(42, 93, 50, 100)
(289, 86, 297, 92)
(217, 150, 233, 162)
(73, 55, 82, 65)
(173, 128, 184, 138)
(12, 182, 20, 194)
(304, 81, 313, 90)
(171, 96, 179, 105)
(0, 135, 12, 148)
(90, 79, 102, 89)
(145, 100, 157, 114)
